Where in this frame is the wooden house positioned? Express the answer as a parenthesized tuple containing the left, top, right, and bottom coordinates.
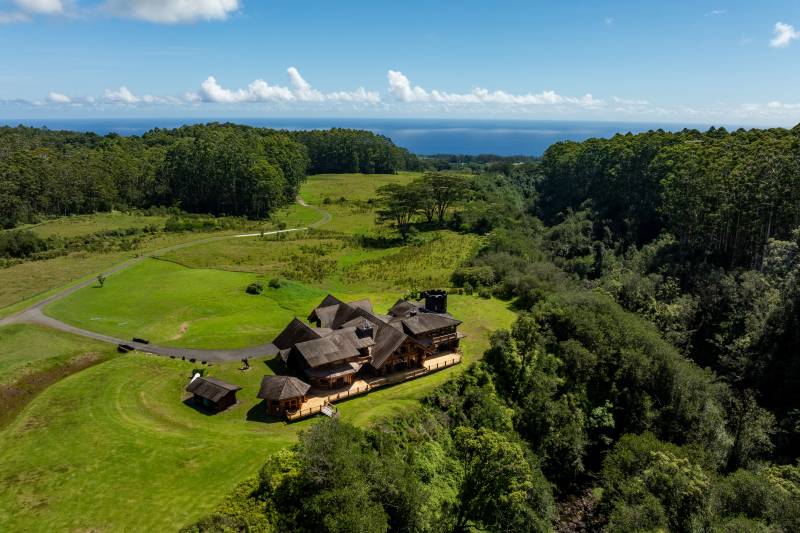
(257, 375, 311, 415)
(272, 291, 464, 388)
(186, 376, 241, 411)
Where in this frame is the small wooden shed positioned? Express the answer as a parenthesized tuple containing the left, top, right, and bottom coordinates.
(257, 375, 311, 415)
(186, 376, 242, 411)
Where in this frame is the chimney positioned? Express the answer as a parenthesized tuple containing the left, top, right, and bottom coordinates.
(356, 320, 375, 339)
(422, 290, 447, 313)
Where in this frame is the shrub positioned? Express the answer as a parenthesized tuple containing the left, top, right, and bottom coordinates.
(478, 287, 492, 299)
(452, 265, 496, 288)
(463, 282, 474, 295)
(268, 278, 282, 289)
(245, 281, 264, 295)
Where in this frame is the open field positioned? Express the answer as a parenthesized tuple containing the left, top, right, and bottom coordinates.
(0, 324, 115, 428)
(0, 173, 515, 531)
(23, 212, 168, 239)
(0, 295, 514, 531)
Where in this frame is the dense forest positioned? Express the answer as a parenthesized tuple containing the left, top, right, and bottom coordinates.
(0, 123, 417, 228)
(5, 121, 800, 530)
(185, 125, 800, 532)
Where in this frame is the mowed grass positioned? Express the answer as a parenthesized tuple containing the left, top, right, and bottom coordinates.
(45, 259, 332, 349)
(0, 324, 110, 383)
(0, 172, 517, 531)
(0, 295, 514, 532)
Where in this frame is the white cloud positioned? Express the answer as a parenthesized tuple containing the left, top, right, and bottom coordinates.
(47, 91, 71, 103)
(604, 16, 614, 26)
(198, 76, 294, 103)
(102, 0, 240, 24)
(612, 96, 650, 106)
(770, 22, 800, 48)
(103, 86, 140, 104)
(387, 70, 602, 108)
(706, 9, 727, 16)
(197, 68, 380, 104)
(13, 0, 63, 14)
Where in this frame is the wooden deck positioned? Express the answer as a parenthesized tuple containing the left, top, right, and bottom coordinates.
(284, 351, 462, 421)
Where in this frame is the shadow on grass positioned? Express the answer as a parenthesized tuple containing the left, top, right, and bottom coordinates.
(246, 400, 284, 424)
(264, 355, 285, 375)
(182, 397, 222, 416)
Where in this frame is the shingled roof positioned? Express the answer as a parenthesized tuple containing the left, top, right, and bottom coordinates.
(257, 375, 311, 401)
(293, 330, 363, 367)
(273, 318, 321, 350)
(186, 377, 241, 403)
(397, 313, 462, 336)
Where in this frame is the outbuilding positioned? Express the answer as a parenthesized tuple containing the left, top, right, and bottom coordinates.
(257, 375, 311, 415)
(186, 376, 242, 411)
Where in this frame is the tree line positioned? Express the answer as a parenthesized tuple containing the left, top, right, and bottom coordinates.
(0, 123, 419, 229)
(538, 126, 800, 269)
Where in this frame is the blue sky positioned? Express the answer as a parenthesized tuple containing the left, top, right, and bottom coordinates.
(2, 0, 800, 125)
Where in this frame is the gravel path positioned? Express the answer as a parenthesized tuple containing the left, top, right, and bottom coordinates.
(0, 199, 330, 363)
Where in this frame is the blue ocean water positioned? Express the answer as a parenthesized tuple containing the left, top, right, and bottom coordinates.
(0, 117, 718, 156)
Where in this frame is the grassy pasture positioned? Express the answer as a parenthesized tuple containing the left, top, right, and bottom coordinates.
(0, 295, 514, 532)
(0, 172, 516, 531)
(24, 212, 168, 239)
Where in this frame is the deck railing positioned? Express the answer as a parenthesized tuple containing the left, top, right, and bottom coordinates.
(431, 332, 458, 345)
(285, 353, 462, 421)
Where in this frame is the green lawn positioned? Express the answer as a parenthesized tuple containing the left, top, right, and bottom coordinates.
(0, 295, 514, 531)
(0, 324, 111, 383)
(0, 171, 518, 531)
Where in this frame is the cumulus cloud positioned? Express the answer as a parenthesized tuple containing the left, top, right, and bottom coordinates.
(196, 68, 380, 104)
(103, 86, 140, 104)
(47, 91, 71, 103)
(102, 0, 240, 24)
(387, 70, 602, 108)
(770, 22, 800, 48)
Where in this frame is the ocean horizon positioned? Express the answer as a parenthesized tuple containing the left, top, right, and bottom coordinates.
(0, 117, 737, 156)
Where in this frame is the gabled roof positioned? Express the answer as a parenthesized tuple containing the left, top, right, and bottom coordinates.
(293, 330, 363, 367)
(388, 299, 419, 318)
(370, 322, 409, 369)
(186, 377, 241, 403)
(257, 375, 311, 401)
(399, 313, 462, 336)
(273, 318, 320, 350)
(307, 294, 345, 323)
(347, 299, 374, 314)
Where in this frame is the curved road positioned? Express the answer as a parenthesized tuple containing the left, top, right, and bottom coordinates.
(0, 199, 329, 363)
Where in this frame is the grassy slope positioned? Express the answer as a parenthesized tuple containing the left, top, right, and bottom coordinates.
(0, 295, 514, 531)
(0, 173, 517, 531)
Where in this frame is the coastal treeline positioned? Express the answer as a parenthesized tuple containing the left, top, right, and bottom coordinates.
(290, 128, 419, 174)
(0, 123, 417, 228)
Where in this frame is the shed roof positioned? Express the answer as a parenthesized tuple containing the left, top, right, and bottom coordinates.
(257, 375, 311, 401)
(186, 377, 241, 403)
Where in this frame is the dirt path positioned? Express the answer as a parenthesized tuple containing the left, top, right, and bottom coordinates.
(0, 198, 331, 363)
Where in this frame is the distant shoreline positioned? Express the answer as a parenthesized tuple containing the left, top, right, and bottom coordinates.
(0, 117, 750, 156)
